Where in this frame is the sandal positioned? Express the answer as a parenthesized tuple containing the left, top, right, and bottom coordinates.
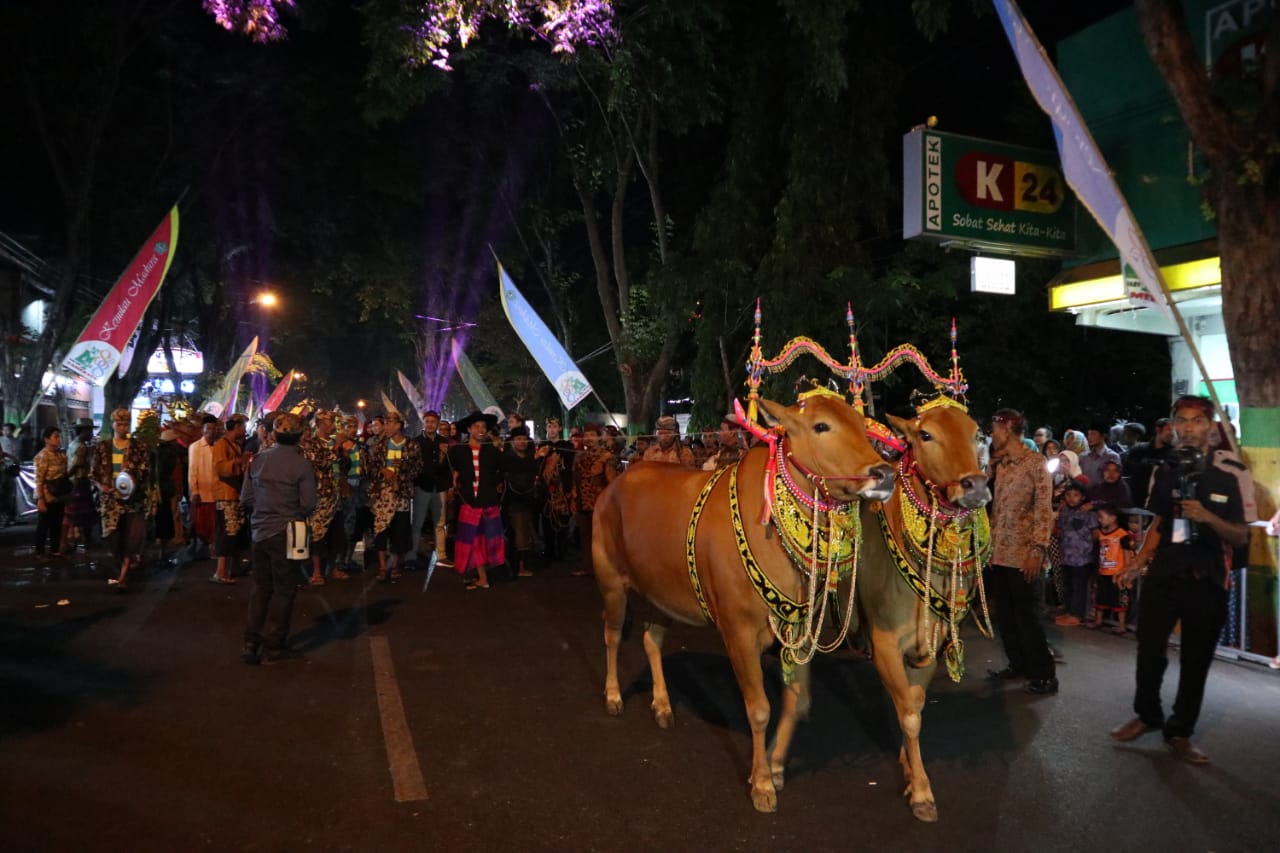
(331, 568, 351, 580)
(389, 570, 403, 581)
(309, 576, 326, 586)
(1110, 626, 1128, 636)
(210, 575, 237, 585)
(376, 571, 389, 583)
(465, 582, 490, 591)
(108, 578, 128, 591)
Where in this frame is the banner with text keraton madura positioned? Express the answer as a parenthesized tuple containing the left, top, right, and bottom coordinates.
(62, 207, 180, 385)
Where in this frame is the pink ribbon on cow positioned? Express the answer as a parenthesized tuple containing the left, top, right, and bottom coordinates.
(733, 398, 781, 525)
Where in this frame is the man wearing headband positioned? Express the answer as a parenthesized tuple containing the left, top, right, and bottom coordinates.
(92, 408, 154, 591)
(985, 408, 1058, 695)
(703, 416, 745, 471)
(1110, 395, 1248, 764)
(367, 410, 422, 582)
(642, 415, 695, 466)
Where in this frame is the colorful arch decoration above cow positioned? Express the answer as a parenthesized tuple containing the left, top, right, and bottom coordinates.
(742, 298, 968, 424)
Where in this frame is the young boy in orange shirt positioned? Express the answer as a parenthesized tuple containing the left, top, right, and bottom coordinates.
(1092, 503, 1133, 635)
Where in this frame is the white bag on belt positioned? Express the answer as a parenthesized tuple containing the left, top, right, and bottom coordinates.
(286, 520, 311, 560)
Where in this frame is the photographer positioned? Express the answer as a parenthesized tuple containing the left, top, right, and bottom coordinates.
(1110, 396, 1249, 764)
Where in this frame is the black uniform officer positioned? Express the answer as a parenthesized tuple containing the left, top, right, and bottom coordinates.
(1109, 396, 1249, 764)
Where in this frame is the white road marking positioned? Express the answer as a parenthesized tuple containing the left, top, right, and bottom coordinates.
(369, 634, 428, 802)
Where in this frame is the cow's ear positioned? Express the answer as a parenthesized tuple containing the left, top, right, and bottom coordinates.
(757, 398, 790, 433)
(886, 413, 915, 441)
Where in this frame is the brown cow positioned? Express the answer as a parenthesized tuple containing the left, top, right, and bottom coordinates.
(591, 394, 895, 812)
(770, 401, 991, 822)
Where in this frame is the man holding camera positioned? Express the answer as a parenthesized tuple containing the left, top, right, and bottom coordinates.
(1110, 395, 1250, 764)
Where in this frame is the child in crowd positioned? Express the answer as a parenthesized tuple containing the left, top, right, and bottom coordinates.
(1054, 482, 1098, 627)
(1092, 503, 1133, 635)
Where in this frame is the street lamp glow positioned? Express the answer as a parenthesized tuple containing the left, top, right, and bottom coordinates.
(256, 291, 279, 308)
(356, 399, 366, 409)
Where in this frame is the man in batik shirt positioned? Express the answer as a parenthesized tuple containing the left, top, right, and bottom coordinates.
(92, 408, 156, 590)
(570, 423, 619, 577)
(642, 415, 695, 466)
(301, 410, 342, 586)
(367, 410, 422, 582)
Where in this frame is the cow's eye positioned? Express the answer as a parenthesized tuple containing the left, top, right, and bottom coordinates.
(813, 422, 830, 434)
(919, 430, 933, 442)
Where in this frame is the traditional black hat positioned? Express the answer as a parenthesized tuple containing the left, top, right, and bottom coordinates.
(508, 425, 530, 439)
(456, 410, 499, 432)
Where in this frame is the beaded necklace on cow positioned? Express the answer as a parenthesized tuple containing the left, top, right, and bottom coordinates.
(876, 396, 995, 682)
(732, 394, 864, 675)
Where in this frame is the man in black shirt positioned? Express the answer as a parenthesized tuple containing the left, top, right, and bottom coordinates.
(1123, 417, 1175, 509)
(411, 410, 453, 569)
(1110, 396, 1249, 764)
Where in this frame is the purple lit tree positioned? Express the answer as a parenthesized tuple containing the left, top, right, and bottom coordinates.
(203, 0, 614, 68)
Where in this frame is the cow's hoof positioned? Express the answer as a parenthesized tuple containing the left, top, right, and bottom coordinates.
(910, 800, 938, 823)
(653, 706, 674, 729)
(605, 696, 624, 716)
(750, 784, 778, 813)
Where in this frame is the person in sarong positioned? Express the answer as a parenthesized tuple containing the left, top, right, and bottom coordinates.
(92, 408, 156, 590)
(366, 410, 422, 582)
(447, 410, 505, 590)
(301, 410, 341, 585)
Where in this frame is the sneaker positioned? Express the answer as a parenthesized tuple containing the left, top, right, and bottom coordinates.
(261, 648, 304, 665)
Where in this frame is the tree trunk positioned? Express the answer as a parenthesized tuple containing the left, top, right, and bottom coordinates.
(1136, 0, 1280, 588)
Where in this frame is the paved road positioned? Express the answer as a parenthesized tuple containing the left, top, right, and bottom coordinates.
(2, 524, 1278, 852)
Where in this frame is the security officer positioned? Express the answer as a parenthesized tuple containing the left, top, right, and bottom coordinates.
(1110, 395, 1249, 764)
(240, 412, 316, 665)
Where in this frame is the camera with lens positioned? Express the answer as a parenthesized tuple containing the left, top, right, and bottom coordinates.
(1167, 446, 1208, 543)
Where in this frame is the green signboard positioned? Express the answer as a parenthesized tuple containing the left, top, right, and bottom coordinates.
(1204, 0, 1275, 74)
(903, 129, 1075, 257)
